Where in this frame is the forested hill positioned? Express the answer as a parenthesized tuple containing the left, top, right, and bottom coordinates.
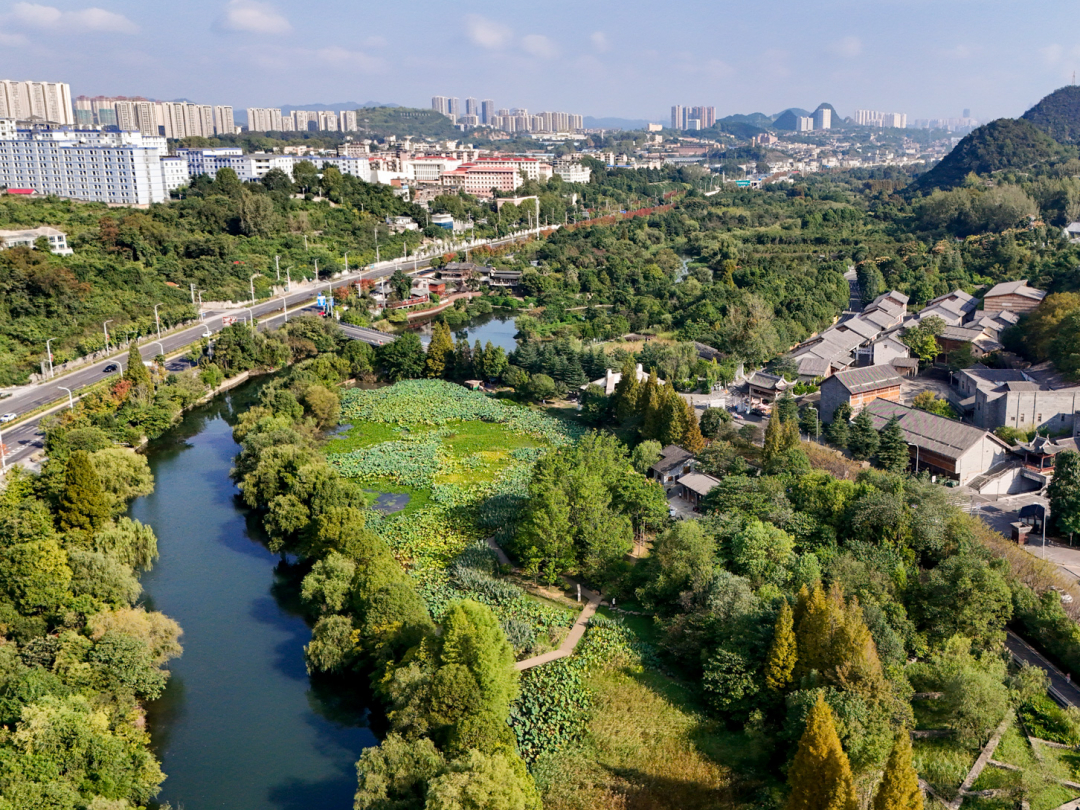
(1022, 85, 1080, 144)
(912, 118, 1066, 191)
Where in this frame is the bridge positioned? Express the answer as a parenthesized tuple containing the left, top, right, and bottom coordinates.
(338, 323, 399, 346)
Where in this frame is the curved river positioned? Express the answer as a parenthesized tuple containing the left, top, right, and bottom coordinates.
(131, 382, 376, 810)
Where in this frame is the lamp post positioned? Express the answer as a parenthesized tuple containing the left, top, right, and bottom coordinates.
(103, 320, 113, 353)
(249, 273, 262, 307)
(197, 289, 205, 313)
(375, 229, 380, 264)
(58, 386, 74, 410)
(248, 308, 256, 332)
(285, 266, 292, 292)
(275, 255, 280, 282)
(153, 340, 165, 357)
(45, 338, 55, 378)
(154, 303, 163, 341)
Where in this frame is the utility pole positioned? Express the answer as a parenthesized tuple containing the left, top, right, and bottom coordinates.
(275, 255, 280, 282)
(154, 303, 163, 341)
(45, 338, 55, 378)
(375, 229, 380, 264)
(344, 252, 348, 274)
(103, 320, 113, 353)
(190, 282, 196, 305)
(249, 273, 261, 306)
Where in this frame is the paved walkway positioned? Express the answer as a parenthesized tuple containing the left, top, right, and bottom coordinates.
(484, 538, 604, 672)
(950, 711, 1013, 809)
(1006, 631, 1080, 707)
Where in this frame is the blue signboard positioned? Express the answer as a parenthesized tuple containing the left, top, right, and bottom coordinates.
(317, 295, 326, 308)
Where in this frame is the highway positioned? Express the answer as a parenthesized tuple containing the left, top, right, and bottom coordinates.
(0, 227, 547, 470)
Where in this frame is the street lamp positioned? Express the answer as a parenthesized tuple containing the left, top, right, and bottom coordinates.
(45, 337, 56, 378)
(58, 386, 74, 410)
(152, 340, 165, 357)
(103, 320, 113, 353)
(249, 273, 262, 307)
(154, 303, 163, 341)
(248, 307, 256, 331)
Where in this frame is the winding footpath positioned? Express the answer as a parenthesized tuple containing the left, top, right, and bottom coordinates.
(484, 538, 602, 671)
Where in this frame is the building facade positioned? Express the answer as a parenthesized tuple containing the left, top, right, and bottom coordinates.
(0, 80, 73, 125)
(0, 124, 172, 204)
(818, 365, 903, 422)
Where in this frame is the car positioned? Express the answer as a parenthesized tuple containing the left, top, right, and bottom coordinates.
(103, 363, 119, 373)
(0, 413, 16, 423)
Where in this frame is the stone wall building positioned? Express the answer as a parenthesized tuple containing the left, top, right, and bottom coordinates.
(818, 365, 903, 423)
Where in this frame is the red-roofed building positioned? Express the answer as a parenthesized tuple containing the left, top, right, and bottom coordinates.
(440, 164, 522, 197)
(471, 156, 552, 181)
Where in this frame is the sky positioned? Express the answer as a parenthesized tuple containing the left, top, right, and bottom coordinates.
(0, 0, 1077, 123)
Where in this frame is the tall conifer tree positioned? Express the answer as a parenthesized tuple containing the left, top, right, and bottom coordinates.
(872, 731, 922, 810)
(786, 694, 857, 810)
(58, 450, 110, 534)
(766, 601, 797, 690)
(425, 321, 454, 378)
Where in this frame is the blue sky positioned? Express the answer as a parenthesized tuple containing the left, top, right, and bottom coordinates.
(0, 0, 1076, 122)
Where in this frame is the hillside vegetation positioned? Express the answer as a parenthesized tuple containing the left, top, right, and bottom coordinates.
(1022, 85, 1080, 145)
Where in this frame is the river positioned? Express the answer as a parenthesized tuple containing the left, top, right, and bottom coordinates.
(132, 382, 376, 810)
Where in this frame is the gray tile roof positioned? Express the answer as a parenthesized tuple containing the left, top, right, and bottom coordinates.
(985, 280, 1046, 301)
(864, 399, 1008, 460)
(650, 445, 694, 474)
(828, 364, 903, 394)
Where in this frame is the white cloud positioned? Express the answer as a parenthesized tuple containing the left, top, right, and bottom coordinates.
(466, 14, 512, 49)
(522, 33, 557, 59)
(0, 31, 28, 45)
(218, 0, 291, 35)
(828, 36, 862, 58)
(590, 31, 610, 53)
(943, 43, 973, 59)
(9, 2, 138, 33)
(315, 45, 385, 72)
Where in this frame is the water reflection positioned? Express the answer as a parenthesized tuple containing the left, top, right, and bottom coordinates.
(136, 383, 375, 810)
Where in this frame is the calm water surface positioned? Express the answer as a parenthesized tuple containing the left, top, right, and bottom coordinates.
(132, 384, 376, 810)
(415, 312, 520, 354)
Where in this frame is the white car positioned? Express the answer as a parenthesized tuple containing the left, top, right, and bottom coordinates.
(0, 413, 16, 423)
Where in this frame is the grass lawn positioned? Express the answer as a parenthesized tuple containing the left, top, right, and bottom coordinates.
(323, 419, 432, 452)
(595, 606, 660, 647)
(912, 737, 979, 800)
(533, 666, 760, 810)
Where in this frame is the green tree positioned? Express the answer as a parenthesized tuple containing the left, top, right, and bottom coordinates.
(847, 410, 879, 460)
(378, 332, 426, 382)
(89, 449, 154, 515)
(426, 321, 454, 378)
(440, 600, 519, 723)
(58, 450, 111, 535)
(872, 731, 923, 810)
(630, 439, 663, 474)
(777, 393, 798, 424)
(1049, 450, 1080, 541)
(799, 405, 821, 440)
(354, 733, 444, 810)
(612, 356, 641, 422)
(389, 269, 412, 302)
(680, 397, 706, 454)
(911, 391, 956, 418)
(124, 343, 151, 389)
(902, 316, 945, 365)
(518, 475, 575, 583)
(700, 406, 731, 439)
(785, 693, 857, 810)
(525, 373, 556, 402)
(763, 416, 785, 466)
(425, 750, 540, 810)
(875, 417, 909, 473)
(826, 402, 852, 449)
(766, 601, 798, 690)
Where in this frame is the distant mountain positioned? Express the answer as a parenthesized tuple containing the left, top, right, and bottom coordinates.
(772, 110, 804, 131)
(718, 121, 766, 139)
(720, 112, 773, 128)
(815, 102, 841, 121)
(583, 116, 653, 130)
(1021, 85, 1080, 145)
(774, 107, 812, 120)
(913, 118, 1064, 191)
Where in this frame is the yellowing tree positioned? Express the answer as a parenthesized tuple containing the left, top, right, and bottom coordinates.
(766, 601, 798, 690)
(872, 731, 923, 810)
(795, 583, 884, 694)
(786, 694, 858, 810)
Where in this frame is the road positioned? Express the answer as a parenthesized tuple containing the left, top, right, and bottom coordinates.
(0, 228, 541, 469)
(1005, 630, 1080, 708)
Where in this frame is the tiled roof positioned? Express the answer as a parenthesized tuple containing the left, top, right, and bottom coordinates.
(651, 445, 694, 474)
(864, 399, 1008, 460)
(985, 280, 1046, 301)
(677, 472, 722, 496)
(828, 364, 903, 394)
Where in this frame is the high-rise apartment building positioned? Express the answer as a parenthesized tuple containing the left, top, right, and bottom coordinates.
(340, 110, 357, 132)
(465, 98, 478, 117)
(855, 109, 907, 129)
(0, 80, 73, 125)
(246, 108, 283, 132)
(671, 105, 684, 130)
(449, 98, 461, 117)
(318, 111, 339, 132)
(431, 96, 450, 115)
(672, 104, 715, 130)
(813, 107, 831, 130)
(481, 99, 494, 124)
(213, 106, 235, 135)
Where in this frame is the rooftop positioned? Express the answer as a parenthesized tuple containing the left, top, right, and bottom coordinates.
(651, 445, 694, 474)
(864, 399, 1008, 461)
(827, 364, 902, 394)
(985, 280, 1046, 301)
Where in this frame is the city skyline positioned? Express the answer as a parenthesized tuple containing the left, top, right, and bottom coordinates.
(0, 1, 1075, 123)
